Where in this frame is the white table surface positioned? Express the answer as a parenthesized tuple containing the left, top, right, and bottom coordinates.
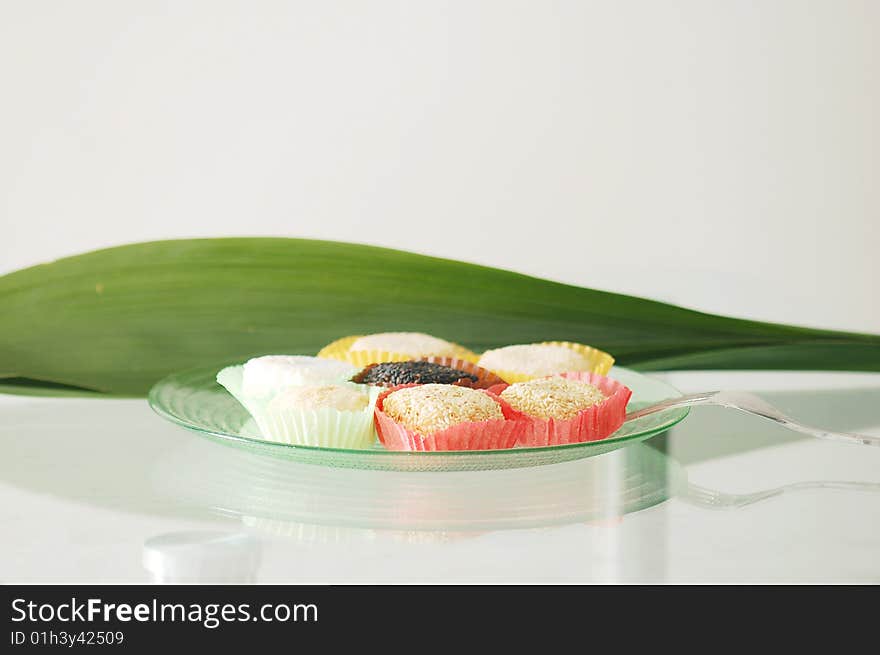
(2, 370, 879, 584)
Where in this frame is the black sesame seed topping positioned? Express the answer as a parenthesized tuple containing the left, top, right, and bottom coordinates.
(352, 361, 479, 387)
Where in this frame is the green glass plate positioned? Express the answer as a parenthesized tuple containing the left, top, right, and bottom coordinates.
(148, 365, 688, 471)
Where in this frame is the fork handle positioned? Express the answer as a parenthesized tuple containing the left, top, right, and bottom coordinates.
(625, 390, 880, 448)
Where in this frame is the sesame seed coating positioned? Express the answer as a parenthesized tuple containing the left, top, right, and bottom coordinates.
(500, 377, 605, 420)
(352, 361, 479, 387)
(382, 384, 504, 435)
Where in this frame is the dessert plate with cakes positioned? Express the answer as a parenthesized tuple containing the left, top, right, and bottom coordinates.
(149, 331, 690, 471)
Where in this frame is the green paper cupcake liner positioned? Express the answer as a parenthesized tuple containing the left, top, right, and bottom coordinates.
(217, 365, 379, 448)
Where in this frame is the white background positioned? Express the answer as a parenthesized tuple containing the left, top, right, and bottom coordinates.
(2, 1, 878, 332)
(2, 2, 879, 584)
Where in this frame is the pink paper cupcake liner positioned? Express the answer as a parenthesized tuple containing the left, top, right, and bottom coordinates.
(374, 384, 530, 452)
(493, 371, 633, 447)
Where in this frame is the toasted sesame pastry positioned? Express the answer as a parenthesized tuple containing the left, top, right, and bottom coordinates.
(500, 376, 605, 420)
(382, 384, 503, 435)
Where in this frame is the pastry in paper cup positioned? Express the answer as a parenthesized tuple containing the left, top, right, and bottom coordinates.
(350, 357, 504, 389)
(261, 384, 381, 448)
(494, 372, 632, 447)
(476, 341, 614, 383)
(318, 332, 479, 367)
(217, 364, 379, 448)
(374, 384, 528, 451)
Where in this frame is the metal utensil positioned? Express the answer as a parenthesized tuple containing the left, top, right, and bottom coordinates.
(625, 390, 880, 447)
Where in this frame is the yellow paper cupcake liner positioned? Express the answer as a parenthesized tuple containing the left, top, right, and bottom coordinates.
(317, 335, 480, 367)
(482, 341, 615, 383)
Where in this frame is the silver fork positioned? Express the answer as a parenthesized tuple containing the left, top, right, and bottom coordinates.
(625, 390, 880, 447)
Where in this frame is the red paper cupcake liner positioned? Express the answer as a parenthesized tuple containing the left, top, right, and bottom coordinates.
(419, 356, 506, 390)
(374, 384, 530, 452)
(492, 372, 633, 447)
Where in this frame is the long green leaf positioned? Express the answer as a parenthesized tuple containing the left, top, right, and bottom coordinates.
(1, 238, 878, 397)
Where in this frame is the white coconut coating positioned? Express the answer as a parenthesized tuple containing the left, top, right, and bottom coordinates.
(500, 377, 605, 420)
(348, 332, 460, 357)
(382, 384, 503, 435)
(478, 344, 594, 377)
(267, 384, 369, 413)
(242, 355, 357, 398)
